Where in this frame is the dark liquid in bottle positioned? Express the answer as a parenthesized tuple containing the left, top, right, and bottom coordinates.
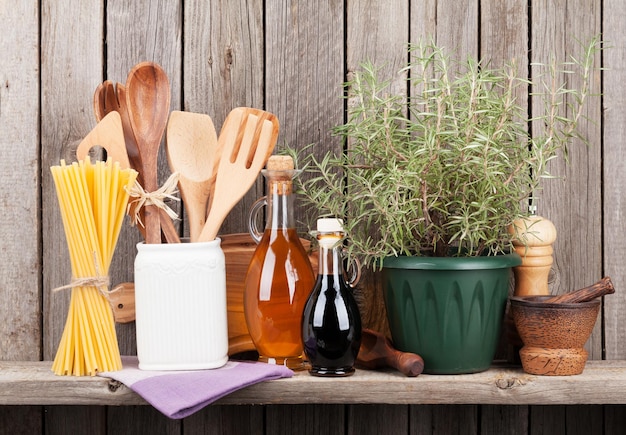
(302, 274, 362, 376)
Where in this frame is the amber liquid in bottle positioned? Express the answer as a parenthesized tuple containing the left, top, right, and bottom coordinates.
(245, 227, 314, 368)
(244, 159, 315, 370)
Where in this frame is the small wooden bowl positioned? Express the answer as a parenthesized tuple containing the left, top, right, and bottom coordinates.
(509, 296, 600, 376)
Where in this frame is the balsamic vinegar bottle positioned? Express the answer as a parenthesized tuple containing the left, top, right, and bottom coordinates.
(301, 218, 362, 376)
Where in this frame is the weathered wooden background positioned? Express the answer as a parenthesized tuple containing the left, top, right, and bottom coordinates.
(1, 0, 625, 434)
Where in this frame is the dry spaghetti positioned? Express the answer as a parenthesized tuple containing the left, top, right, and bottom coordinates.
(50, 158, 138, 376)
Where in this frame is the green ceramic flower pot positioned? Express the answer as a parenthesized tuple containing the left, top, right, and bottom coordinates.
(382, 253, 521, 374)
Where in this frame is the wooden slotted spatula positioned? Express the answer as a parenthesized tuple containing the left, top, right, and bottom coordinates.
(166, 111, 221, 242)
(197, 107, 279, 242)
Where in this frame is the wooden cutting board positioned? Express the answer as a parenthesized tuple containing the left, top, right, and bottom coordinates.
(109, 233, 317, 356)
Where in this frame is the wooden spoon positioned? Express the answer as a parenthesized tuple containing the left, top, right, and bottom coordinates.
(166, 111, 221, 242)
(197, 107, 279, 242)
(76, 111, 130, 168)
(126, 62, 171, 244)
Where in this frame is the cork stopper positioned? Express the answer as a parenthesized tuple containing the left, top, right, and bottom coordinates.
(266, 155, 294, 171)
(264, 155, 296, 194)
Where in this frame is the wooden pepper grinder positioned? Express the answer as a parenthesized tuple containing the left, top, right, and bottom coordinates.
(508, 215, 557, 296)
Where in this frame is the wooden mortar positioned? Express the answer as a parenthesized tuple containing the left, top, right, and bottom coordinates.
(510, 294, 603, 376)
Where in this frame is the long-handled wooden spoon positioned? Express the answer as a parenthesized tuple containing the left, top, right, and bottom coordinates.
(125, 62, 171, 244)
(76, 111, 130, 168)
(166, 111, 221, 242)
(197, 107, 279, 243)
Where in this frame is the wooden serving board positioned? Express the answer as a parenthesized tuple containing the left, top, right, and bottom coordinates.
(109, 233, 317, 356)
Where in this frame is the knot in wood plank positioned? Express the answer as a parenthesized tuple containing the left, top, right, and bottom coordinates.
(108, 380, 123, 393)
(494, 375, 527, 390)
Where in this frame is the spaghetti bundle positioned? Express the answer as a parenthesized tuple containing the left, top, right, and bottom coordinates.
(51, 159, 138, 376)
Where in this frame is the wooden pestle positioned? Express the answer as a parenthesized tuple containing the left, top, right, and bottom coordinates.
(542, 276, 615, 304)
(356, 329, 424, 377)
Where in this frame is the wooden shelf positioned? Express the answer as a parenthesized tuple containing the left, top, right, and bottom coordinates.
(3, 360, 626, 407)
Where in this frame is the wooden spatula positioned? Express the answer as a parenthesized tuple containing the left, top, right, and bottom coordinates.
(76, 111, 130, 168)
(166, 111, 221, 242)
(197, 107, 279, 242)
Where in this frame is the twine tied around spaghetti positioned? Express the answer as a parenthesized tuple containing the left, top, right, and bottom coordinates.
(53, 253, 116, 299)
(126, 172, 180, 227)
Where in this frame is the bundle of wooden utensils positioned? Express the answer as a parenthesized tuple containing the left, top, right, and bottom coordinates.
(77, 61, 279, 244)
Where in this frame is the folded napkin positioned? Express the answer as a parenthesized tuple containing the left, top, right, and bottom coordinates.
(99, 356, 293, 419)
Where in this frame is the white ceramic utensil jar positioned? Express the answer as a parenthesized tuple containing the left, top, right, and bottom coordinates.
(134, 239, 228, 370)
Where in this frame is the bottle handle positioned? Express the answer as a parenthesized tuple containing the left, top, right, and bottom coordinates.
(342, 249, 361, 288)
(248, 196, 267, 244)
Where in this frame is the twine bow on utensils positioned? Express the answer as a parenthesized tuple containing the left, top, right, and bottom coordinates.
(126, 172, 181, 228)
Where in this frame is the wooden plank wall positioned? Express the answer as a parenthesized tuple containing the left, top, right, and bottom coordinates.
(1, 0, 625, 434)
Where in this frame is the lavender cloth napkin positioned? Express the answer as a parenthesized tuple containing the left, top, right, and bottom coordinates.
(98, 356, 293, 419)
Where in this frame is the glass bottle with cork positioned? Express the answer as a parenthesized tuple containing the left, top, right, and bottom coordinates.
(244, 155, 315, 369)
(301, 218, 362, 376)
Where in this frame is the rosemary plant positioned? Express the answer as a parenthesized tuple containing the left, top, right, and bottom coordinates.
(295, 37, 600, 268)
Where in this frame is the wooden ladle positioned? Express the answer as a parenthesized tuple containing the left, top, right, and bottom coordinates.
(166, 111, 221, 242)
(126, 62, 171, 244)
(197, 107, 279, 242)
